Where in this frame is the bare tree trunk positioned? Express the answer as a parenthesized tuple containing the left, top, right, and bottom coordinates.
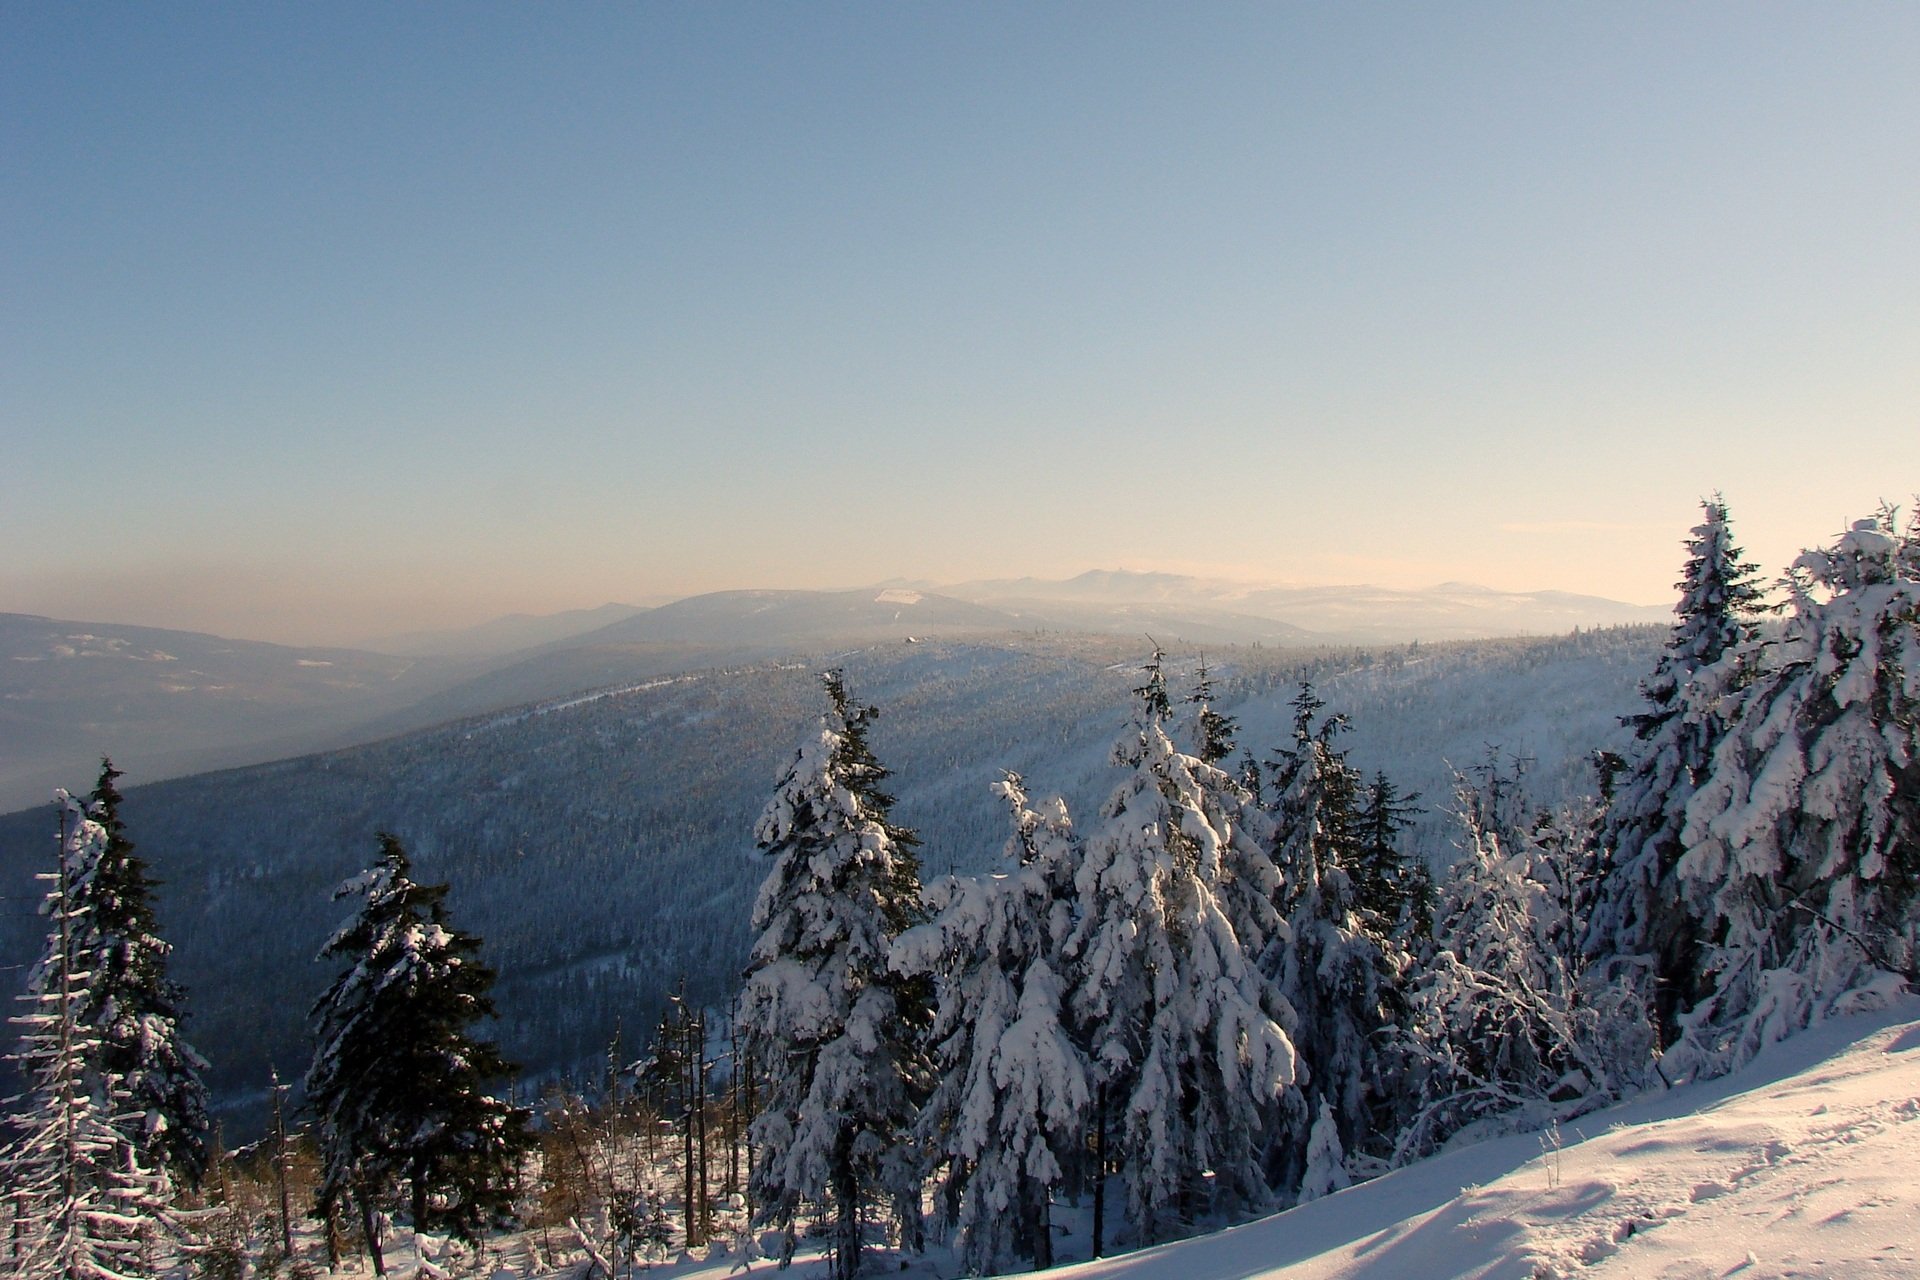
(743, 1042, 758, 1221)
(359, 1188, 387, 1277)
(411, 1158, 429, 1268)
(727, 1015, 742, 1195)
(832, 1129, 860, 1280)
(1091, 1083, 1107, 1259)
(695, 1009, 710, 1244)
(683, 1018, 698, 1247)
(271, 1069, 295, 1262)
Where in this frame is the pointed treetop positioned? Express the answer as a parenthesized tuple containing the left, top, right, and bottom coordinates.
(1663, 495, 1763, 675)
(1188, 656, 1240, 766)
(1133, 641, 1171, 720)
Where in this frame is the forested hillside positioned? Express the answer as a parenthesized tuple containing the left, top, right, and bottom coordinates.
(0, 628, 1659, 1121)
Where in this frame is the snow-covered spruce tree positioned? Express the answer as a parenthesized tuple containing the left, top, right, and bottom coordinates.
(1586, 499, 1763, 1041)
(1183, 665, 1283, 984)
(1398, 766, 1646, 1162)
(306, 835, 531, 1271)
(893, 773, 1088, 1274)
(1666, 513, 1920, 1080)
(3, 792, 178, 1280)
(1264, 686, 1410, 1193)
(1186, 659, 1239, 767)
(736, 671, 931, 1280)
(1067, 649, 1295, 1245)
(64, 760, 212, 1188)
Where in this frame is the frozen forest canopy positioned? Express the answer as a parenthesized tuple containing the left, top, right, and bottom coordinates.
(2, 499, 1918, 1279)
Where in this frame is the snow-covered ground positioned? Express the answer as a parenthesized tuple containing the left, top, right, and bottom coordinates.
(1063, 1002, 1920, 1280)
(607, 1001, 1920, 1280)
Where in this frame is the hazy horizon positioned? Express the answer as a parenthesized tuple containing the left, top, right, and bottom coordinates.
(4, 561, 1680, 651)
(7, 5, 1917, 647)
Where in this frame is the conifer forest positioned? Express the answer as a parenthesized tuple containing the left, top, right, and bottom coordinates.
(4, 501, 1919, 1279)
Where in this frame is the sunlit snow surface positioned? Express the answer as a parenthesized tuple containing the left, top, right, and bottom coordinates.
(630, 1002, 1920, 1280)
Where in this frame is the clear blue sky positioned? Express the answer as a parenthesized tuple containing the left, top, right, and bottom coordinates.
(5, 3, 1917, 644)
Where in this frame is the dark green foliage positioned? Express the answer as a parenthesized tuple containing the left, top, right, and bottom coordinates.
(1352, 771, 1429, 943)
(306, 836, 532, 1250)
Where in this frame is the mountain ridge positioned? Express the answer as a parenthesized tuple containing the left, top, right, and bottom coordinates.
(0, 569, 1670, 810)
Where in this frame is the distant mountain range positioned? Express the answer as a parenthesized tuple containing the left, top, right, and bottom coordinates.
(0, 572, 1669, 811)
(937, 569, 1670, 643)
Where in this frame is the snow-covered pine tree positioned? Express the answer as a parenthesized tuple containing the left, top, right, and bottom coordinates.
(1186, 659, 1239, 767)
(1179, 663, 1283, 979)
(1067, 649, 1295, 1244)
(63, 760, 212, 1188)
(1587, 498, 1763, 1041)
(3, 792, 178, 1280)
(306, 835, 531, 1271)
(1265, 684, 1360, 930)
(735, 671, 931, 1280)
(1667, 512, 1920, 1079)
(1399, 765, 1645, 1162)
(892, 772, 1089, 1274)
(1265, 686, 1408, 1194)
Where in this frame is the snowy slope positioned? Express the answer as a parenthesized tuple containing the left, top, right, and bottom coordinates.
(1046, 1002, 1920, 1280)
(616, 1004, 1917, 1280)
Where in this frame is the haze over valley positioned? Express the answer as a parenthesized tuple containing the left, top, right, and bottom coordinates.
(7, 7, 1918, 1276)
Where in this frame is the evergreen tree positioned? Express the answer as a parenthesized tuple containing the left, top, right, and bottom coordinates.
(735, 671, 931, 1280)
(1267, 684, 1360, 915)
(306, 835, 531, 1271)
(1265, 688, 1410, 1193)
(3, 792, 178, 1280)
(1066, 649, 1295, 1244)
(1352, 771, 1430, 945)
(66, 760, 212, 1187)
(1667, 513, 1920, 1079)
(1587, 498, 1763, 1041)
(1186, 659, 1239, 767)
(893, 773, 1089, 1274)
